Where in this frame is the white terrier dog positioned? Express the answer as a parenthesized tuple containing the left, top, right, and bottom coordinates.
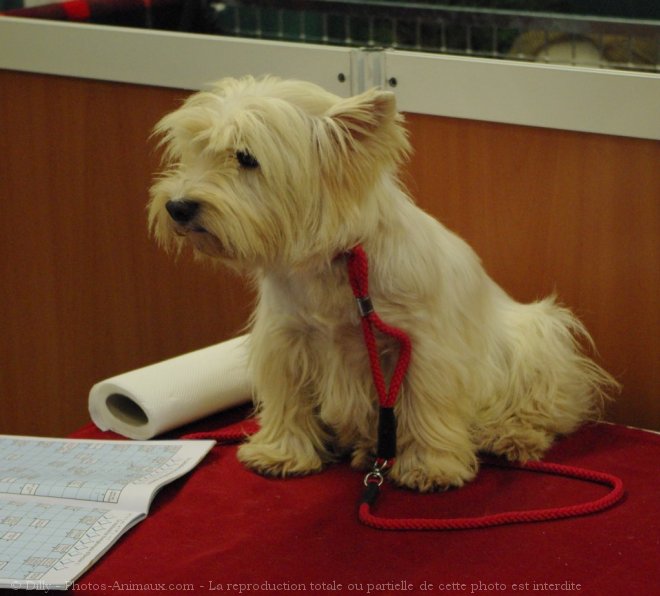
(148, 76, 617, 491)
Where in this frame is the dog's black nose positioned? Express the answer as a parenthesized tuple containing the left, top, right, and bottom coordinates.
(165, 199, 200, 224)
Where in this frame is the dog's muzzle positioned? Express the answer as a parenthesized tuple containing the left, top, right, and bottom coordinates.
(165, 199, 200, 225)
(164, 197, 227, 256)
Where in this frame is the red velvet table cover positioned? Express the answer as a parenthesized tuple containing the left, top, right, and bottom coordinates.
(68, 411, 659, 595)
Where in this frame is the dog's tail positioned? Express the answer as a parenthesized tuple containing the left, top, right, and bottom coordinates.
(475, 296, 620, 461)
(512, 296, 619, 421)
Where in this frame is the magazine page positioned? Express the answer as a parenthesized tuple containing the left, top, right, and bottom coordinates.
(0, 435, 215, 590)
(0, 435, 215, 512)
(0, 496, 142, 590)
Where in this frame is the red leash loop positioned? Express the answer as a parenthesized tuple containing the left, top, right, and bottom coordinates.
(345, 245, 412, 410)
(358, 459, 625, 531)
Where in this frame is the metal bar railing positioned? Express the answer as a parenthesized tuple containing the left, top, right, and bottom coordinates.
(207, 0, 660, 72)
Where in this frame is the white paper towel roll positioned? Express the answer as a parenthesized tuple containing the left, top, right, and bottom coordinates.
(89, 334, 253, 439)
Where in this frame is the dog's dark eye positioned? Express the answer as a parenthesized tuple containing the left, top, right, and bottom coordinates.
(236, 150, 259, 169)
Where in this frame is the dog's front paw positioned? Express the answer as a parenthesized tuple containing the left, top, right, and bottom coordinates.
(237, 433, 325, 478)
(389, 448, 477, 492)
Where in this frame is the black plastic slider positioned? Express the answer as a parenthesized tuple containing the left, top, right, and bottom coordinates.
(360, 480, 381, 506)
(376, 406, 397, 461)
(356, 296, 374, 317)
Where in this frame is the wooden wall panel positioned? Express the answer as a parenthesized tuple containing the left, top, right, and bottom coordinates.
(404, 114, 659, 430)
(0, 70, 657, 436)
(0, 71, 253, 436)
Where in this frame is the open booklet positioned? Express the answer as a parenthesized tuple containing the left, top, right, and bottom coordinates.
(0, 435, 215, 591)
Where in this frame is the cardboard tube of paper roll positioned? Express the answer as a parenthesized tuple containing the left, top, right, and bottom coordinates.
(88, 335, 252, 440)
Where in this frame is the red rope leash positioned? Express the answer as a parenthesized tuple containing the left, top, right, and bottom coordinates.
(183, 426, 254, 444)
(358, 459, 625, 531)
(184, 244, 624, 530)
(185, 422, 625, 531)
(344, 244, 625, 530)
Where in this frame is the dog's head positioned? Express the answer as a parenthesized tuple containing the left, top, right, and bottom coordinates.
(148, 76, 410, 269)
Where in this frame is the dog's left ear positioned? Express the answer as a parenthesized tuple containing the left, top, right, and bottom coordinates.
(326, 89, 395, 140)
(322, 88, 411, 166)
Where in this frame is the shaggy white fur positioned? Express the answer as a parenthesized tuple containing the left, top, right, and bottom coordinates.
(149, 76, 618, 491)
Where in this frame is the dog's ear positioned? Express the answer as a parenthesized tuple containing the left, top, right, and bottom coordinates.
(321, 88, 410, 169)
(326, 89, 396, 141)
